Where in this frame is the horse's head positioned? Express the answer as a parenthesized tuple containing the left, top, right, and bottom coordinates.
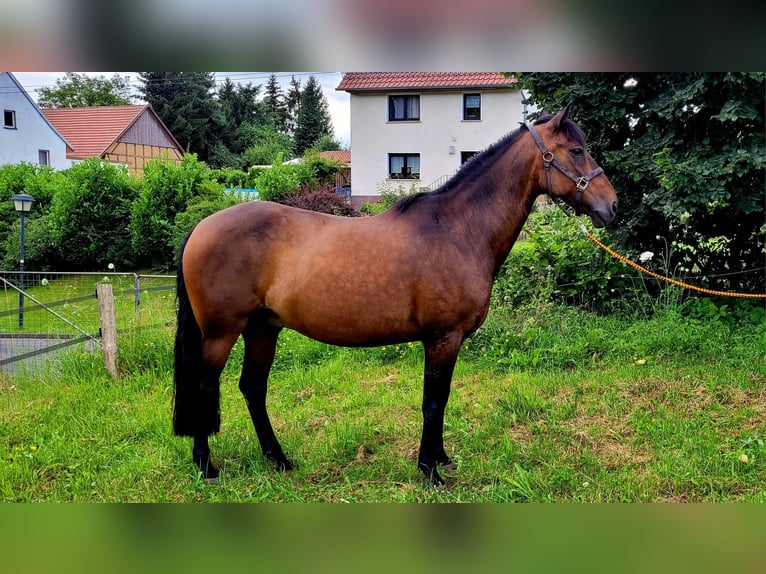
(528, 105, 618, 228)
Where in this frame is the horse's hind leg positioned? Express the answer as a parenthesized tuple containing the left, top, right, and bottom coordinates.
(239, 324, 293, 472)
(193, 333, 240, 482)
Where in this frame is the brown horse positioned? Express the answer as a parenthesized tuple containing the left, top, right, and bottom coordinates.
(173, 105, 618, 485)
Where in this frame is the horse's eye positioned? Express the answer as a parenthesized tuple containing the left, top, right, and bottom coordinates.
(570, 147, 584, 157)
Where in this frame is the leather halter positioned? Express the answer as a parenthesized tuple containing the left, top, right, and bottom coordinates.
(526, 122, 603, 215)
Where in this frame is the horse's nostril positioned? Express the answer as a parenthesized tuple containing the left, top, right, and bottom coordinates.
(612, 201, 618, 214)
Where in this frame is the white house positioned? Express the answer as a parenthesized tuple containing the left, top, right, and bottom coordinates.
(0, 72, 72, 169)
(336, 72, 525, 207)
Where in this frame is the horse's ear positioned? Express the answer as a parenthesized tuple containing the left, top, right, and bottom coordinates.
(551, 103, 573, 131)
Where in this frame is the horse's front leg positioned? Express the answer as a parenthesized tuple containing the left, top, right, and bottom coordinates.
(418, 334, 462, 486)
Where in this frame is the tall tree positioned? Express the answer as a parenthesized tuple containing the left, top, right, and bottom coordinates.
(217, 78, 262, 130)
(37, 73, 134, 108)
(515, 72, 765, 294)
(137, 72, 221, 161)
(263, 73, 289, 133)
(293, 76, 334, 156)
(214, 77, 265, 164)
(285, 76, 302, 136)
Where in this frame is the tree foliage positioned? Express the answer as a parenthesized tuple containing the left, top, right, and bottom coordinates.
(285, 76, 303, 136)
(263, 73, 289, 133)
(0, 163, 67, 269)
(129, 154, 211, 269)
(138, 72, 221, 162)
(515, 72, 765, 293)
(37, 73, 134, 108)
(214, 78, 265, 161)
(136, 73, 336, 169)
(49, 159, 137, 269)
(294, 76, 334, 156)
(236, 124, 293, 167)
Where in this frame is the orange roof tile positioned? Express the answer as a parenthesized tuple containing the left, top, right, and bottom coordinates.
(337, 72, 515, 92)
(318, 150, 351, 164)
(42, 105, 147, 159)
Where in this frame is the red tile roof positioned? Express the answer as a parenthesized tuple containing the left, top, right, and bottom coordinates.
(318, 150, 351, 165)
(42, 105, 147, 159)
(337, 72, 515, 92)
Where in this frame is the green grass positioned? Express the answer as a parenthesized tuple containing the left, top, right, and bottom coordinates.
(1, 300, 764, 502)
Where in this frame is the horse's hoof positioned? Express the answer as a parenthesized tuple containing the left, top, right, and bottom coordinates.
(428, 471, 446, 487)
(194, 459, 220, 482)
(419, 462, 446, 487)
(266, 452, 294, 472)
(441, 461, 458, 474)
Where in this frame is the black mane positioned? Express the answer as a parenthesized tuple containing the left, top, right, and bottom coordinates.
(390, 125, 528, 213)
(389, 114, 585, 214)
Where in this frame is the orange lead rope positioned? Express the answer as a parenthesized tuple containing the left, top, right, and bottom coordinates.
(576, 220, 766, 299)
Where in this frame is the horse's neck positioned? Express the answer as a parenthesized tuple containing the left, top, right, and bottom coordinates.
(454, 144, 540, 275)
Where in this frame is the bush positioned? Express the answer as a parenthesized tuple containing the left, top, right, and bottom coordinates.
(130, 154, 210, 269)
(360, 181, 420, 215)
(279, 183, 354, 216)
(254, 154, 311, 202)
(255, 153, 346, 213)
(48, 159, 138, 270)
(170, 189, 245, 254)
(494, 206, 635, 312)
(2, 214, 64, 271)
(0, 163, 65, 261)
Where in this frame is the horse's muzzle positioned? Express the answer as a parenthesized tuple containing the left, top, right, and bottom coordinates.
(590, 200, 617, 228)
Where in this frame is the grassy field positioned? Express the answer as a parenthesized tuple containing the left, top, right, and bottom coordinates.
(0, 293, 764, 502)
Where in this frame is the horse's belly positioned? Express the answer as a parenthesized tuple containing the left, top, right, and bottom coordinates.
(274, 294, 422, 347)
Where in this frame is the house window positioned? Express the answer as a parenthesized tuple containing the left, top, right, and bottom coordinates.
(38, 150, 50, 166)
(389, 95, 420, 121)
(461, 151, 478, 164)
(389, 153, 420, 179)
(3, 109, 16, 129)
(463, 93, 481, 120)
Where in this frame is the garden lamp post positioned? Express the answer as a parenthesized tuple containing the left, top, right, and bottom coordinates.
(12, 194, 34, 329)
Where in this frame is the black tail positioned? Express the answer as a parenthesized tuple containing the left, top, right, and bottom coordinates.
(173, 232, 220, 436)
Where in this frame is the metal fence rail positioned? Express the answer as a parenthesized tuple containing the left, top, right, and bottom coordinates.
(0, 271, 176, 370)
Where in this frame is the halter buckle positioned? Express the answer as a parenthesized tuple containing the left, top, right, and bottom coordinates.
(576, 177, 590, 192)
(542, 151, 554, 163)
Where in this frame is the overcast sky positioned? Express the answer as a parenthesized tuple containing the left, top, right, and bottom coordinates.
(12, 72, 351, 148)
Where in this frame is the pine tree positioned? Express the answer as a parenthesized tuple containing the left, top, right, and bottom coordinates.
(137, 72, 221, 161)
(263, 73, 289, 133)
(285, 76, 302, 136)
(293, 76, 334, 156)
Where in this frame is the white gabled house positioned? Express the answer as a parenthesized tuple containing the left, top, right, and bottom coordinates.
(336, 72, 525, 207)
(0, 72, 72, 169)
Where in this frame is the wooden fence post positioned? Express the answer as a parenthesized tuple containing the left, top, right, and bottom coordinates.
(96, 283, 119, 378)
